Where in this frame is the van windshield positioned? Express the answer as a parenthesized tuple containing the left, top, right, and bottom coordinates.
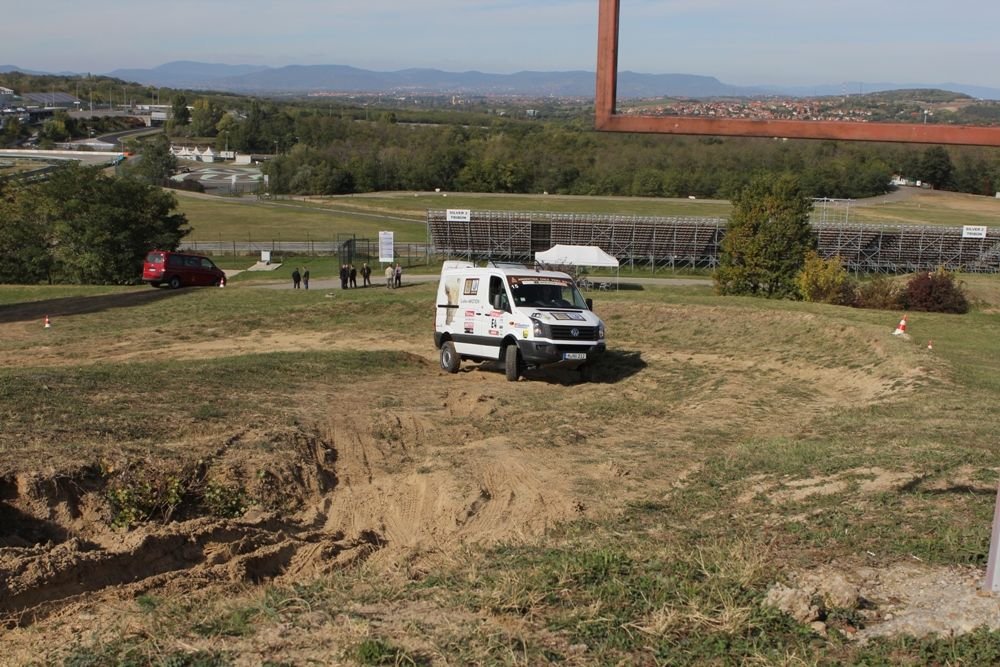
(507, 276, 587, 309)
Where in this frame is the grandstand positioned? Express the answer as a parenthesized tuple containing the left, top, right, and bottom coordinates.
(427, 209, 1000, 274)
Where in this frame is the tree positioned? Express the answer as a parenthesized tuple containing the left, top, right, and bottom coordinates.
(126, 133, 177, 185)
(169, 94, 191, 130)
(0, 181, 53, 283)
(190, 98, 223, 137)
(715, 173, 815, 298)
(28, 165, 189, 284)
(916, 146, 954, 189)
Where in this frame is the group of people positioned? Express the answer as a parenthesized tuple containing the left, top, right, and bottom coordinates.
(291, 267, 310, 289)
(292, 262, 404, 289)
(385, 263, 402, 288)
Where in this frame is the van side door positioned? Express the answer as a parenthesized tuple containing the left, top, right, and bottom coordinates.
(474, 274, 509, 358)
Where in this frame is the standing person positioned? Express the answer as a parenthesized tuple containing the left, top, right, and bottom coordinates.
(394, 263, 402, 288)
(291, 267, 301, 289)
(385, 264, 394, 288)
(302, 268, 310, 290)
(339, 264, 349, 289)
(361, 262, 372, 287)
(349, 264, 357, 288)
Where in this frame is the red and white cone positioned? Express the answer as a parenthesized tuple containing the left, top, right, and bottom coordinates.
(927, 340, 933, 351)
(893, 314, 908, 336)
(219, 276, 226, 288)
(44, 315, 51, 329)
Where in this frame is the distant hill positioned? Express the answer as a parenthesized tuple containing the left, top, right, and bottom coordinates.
(105, 61, 272, 90)
(0, 64, 79, 77)
(201, 65, 763, 98)
(5, 61, 1000, 100)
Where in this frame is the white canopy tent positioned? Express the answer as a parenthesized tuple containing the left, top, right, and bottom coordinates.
(534, 244, 620, 290)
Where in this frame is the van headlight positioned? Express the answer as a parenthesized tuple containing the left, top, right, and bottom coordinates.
(532, 318, 545, 337)
(598, 324, 605, 340)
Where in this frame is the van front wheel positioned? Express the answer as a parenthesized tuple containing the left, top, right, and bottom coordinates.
(440, 341, 461, 374)
(504, 345, 521, 382)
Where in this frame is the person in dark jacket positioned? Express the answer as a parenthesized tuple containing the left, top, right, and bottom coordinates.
(349, 264, 357, 288)
(302, 268, 310, 290)
(291, 267, 301, 289)
(339, 264, 349, 289)
(361, 263, 372, 287)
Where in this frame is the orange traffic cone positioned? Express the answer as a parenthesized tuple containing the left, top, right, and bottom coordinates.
(893, 314, 908, 336)
(44, 315, 51, 329)
(927, 340, 933, 351)
(219, 276, 226, 288)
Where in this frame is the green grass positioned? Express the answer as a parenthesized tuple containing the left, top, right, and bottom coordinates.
(175, 193, 429, 243)
(323, 191, 735, 218)
(854, 199, 1000, 227)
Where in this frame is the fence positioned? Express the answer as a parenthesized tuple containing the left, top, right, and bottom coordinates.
(180, 239, 432, 268)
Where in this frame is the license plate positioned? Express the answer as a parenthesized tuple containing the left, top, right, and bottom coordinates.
(563, 352, 587, 360)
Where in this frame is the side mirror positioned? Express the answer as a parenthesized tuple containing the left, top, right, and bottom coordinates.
(586, 298, 593, 311)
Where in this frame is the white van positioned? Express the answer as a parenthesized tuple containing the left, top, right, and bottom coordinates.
(434, 261, 606, 381)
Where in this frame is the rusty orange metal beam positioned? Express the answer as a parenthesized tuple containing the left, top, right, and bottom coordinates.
(595, 0, 1000, 147)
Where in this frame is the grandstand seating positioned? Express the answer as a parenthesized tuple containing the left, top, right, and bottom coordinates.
(427, 210, 1000, 273)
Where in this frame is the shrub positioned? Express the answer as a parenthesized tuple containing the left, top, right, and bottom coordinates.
(796, 252, 855, 304)
(900, 268, 969, 313)
(853, 276, 903, 311)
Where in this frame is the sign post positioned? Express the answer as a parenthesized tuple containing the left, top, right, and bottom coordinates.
(378, 231, 394, 264)
(984, 482, 1000, 593)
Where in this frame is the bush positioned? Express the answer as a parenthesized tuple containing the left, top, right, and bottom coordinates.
(796, 252, 855, 304)
(853, 276, 903, 311)
(166, 178, 205, 193)
(900, 268, 969, 313)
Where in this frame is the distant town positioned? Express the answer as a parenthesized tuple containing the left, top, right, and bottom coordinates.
(621, 92, 1000, 127)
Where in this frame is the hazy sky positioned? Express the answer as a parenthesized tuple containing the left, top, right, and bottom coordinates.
(6, 1, 1000, 87)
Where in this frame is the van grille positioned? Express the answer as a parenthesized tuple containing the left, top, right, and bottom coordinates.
(550, 325, 599, 341)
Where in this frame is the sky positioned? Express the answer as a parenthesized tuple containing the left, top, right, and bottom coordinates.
(6, 0, 1000, 88)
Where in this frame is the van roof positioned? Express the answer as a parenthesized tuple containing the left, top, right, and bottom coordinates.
(441, 265, 573, 281)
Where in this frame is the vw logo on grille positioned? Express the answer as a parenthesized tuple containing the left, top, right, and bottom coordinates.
(570, 327, 580, 337)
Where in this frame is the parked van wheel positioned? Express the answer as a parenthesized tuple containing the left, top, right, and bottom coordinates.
(440, 341, 461, 373)
(168, 275, 182, 289)
(504, 345, 521, 381)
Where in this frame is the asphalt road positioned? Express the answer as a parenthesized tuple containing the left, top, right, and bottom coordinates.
(255, 273, 711, 291)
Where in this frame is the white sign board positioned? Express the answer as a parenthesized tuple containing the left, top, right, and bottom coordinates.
(260, 250, 271, 264)
(963, 225, 988, 239)
(379, 231, 395, 263)
(446, 209, 471, 222)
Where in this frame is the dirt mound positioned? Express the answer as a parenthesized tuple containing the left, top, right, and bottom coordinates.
(0, 424, 378, 629)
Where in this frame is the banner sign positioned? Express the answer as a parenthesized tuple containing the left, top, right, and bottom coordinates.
(446, 209, 471, 222)
(378, 231, 394, 263)
(962, 225, 988, 239)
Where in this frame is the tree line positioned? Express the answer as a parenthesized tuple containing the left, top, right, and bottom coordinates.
(163, 96, 1000, 199)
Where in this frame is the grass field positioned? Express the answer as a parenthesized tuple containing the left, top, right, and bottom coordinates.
(3, 271, 1000, 664)
(175, 188, 1000, 250)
